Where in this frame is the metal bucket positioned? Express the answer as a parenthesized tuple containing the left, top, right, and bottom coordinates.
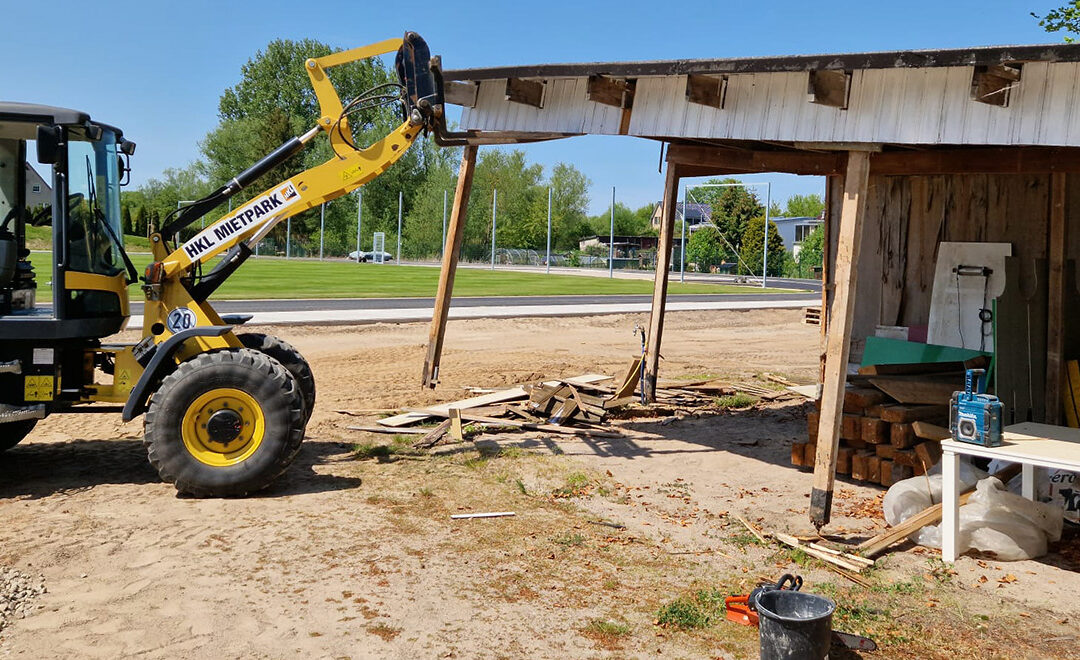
(756, 589, 835, 660)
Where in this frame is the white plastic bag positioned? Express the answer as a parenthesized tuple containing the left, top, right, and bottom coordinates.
(914, 477, 1064, 560)
(882, 462, 987, 527)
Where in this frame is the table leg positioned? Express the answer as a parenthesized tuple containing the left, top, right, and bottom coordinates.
(1022, 463, 1035, 500)
(942, 450, 960, 563)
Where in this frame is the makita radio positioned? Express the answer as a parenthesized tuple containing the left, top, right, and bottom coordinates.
(949, 368, 1003, 447)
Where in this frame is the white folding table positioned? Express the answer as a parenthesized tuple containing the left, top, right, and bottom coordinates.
(941, 422, 1080, 562)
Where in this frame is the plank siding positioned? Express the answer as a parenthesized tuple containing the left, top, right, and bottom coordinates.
(830, 173, 1060, 344)
(460, 63, 1080, 146)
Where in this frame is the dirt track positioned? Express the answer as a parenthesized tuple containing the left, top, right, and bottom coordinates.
(1, 309, 1078, 659)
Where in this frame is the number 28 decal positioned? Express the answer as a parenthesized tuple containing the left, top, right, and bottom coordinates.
(165, 307, 198, 334)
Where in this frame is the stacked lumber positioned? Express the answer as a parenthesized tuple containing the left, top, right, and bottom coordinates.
(790, 358, 981, 485)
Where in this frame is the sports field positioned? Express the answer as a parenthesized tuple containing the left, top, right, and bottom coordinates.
(29, 252, 793, 301)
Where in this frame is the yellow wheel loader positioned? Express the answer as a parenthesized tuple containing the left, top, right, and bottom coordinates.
(0, 33, 448, 496)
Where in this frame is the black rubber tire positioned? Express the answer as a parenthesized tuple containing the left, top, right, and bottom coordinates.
(143, 348, 305, 497)
(0, 420, 36, 452)
(238, 333, 316, 423)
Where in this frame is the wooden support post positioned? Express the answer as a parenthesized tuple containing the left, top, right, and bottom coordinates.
(643, 161, 680, 401)
(1046, 172, 1068, 424)
(421, 145, 478, 388)
(810, 151, 870, 529)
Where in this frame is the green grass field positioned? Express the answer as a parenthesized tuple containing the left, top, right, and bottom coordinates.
(25, 227, 151, 252)
(28, 252, 794, 301)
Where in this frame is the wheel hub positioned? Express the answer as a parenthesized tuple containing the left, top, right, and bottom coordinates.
(206, 409, 244, 444)
(180, 388, 266, 467)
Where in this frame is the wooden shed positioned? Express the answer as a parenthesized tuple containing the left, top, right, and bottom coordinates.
(424, 43, 1080, 527)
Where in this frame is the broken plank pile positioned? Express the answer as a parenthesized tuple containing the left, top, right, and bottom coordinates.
(791, 359, 976, 486)
(349, 373, 631, 448)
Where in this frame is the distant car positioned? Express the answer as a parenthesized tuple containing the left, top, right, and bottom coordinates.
(347, 250, 394, 263)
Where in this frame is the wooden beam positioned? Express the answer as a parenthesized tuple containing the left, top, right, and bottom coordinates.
(587, 75, 635, 109)
(1047, 172, 1068, 424)
(666, 144, 1080, 179)
(971, 64, 1021, 107)
(685, 74, 727, 109)
(421, 145, 479, 389)
(444, 80, 479, 107)
(665, 143, 844, 176)
(643, 161, 680, 402)
(505, 78, 545, 108)
(810, 150, 871, 529)
(808, 70, 850, 109)
(869, 146, 1080, 175)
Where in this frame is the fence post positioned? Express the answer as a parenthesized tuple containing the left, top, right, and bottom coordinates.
(490, 188, 497, 270)
(355, 189, 362, 263)
(442, 189, 448, 260)
(679, 185, 686, 283)
(609, 186, 615, 278)
(546, 187, 552, 275)
(319, 202, 325, 260)
(286, 217, 291, 259)
(397, 190, 403, 265)
(762, 182, 771, 288)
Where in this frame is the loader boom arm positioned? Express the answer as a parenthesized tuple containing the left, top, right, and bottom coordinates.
(152, 33, 437, 277)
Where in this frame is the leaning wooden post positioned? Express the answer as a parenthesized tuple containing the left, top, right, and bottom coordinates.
(1046, 172, 1067, 424)
(643, 161, 680, 401)
(810, 151, 870, 529)
(421, 145, 478, 389)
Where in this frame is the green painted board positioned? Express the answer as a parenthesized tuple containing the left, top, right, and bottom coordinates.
(861, 336, 991, 367)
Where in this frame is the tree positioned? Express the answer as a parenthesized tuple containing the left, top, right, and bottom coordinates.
(588, 202, 652, 237)
(782, 193, 825, 218)
(738, 216, 786, 277)
(1034, 3, 1080, 41)
(685, 226, 732, 273)
(690, 178, 764, 252)
(549, 163, 591, 250)
(795, 225, 824, 278)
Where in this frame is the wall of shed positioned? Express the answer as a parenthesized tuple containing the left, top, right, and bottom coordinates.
(825, 171, 1080, 362)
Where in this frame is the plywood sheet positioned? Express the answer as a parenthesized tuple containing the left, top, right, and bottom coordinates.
(927, 242, 1012, 350)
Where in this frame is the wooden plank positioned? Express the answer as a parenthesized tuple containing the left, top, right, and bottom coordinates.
(504, 77, 545, 107)
(861, 417, 889, 444)
(868, 147, 1080, 176)
(448, 408, 464, 442)
(914, 441, 943, 469)
(845, 386, 886, 411)
(812, 151, 870, 527)
(665, 143, 844, 177)
(841, 414, 863, 441)
(444, 80, 479, 107)
(803, 442, 817, 466)
(615, 356, 644, 399)
(879, 459, 896, 487)
(893, 449, 917, 467)
(685, 74, 727, 109)
(407, 408, 623, 438)
(422, 145, 478, 389)
(878, 404, 949, 424)
(397, 374, 609, 427)
(413, 419, 452, 449)
(792, 442, 807, 467)
(851, 451, 871, 481)
(644, 162, 680, 401)
(587, 75, 634, 109)
(836, 446, 853, 474)
(868, 376, 961, 405)
(1048, 172, 1068, 425)
(890, 422, 918, 448)
(866, 455, 882, 482)
(875, 444, 896, 459)
(912, 421, 952, 441)
(347, 426, 429, 435)
(808, 70, 850, 108)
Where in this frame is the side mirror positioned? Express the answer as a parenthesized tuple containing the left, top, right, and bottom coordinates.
(36, 125, 62, 165)
(120, 139, 136, 156)
(118, 153, 132, 186)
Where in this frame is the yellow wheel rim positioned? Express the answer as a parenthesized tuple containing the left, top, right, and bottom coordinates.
(180, 388, 265, 467)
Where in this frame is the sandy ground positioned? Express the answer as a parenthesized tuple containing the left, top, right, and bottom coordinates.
(1, 309, 1078, 659)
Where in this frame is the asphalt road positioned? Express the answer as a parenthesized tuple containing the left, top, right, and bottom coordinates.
(128, 291, 821, 315)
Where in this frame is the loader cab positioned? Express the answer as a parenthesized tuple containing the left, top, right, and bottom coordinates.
(0, 102, 134, 342)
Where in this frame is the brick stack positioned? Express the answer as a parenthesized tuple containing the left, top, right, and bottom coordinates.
(793, 386, 948, 488)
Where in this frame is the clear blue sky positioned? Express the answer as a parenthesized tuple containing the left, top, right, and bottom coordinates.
(1, 0, 1065, 214)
